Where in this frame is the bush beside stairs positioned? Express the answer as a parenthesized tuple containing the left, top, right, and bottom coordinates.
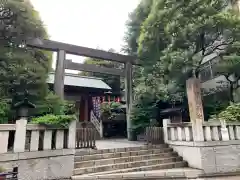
(71, 144, 188, 180)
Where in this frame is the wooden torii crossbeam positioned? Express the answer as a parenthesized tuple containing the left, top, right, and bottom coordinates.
(26, 38, 136, 141)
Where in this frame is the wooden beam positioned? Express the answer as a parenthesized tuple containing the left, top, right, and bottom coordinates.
(26, 39, 139, 65)
(54, 50, 65, 99)
(64, 60, 125, 77)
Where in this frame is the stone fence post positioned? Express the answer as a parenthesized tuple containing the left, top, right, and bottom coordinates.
(14, 118, 27, 152)
(68, 120, 77, 149)
(220, 119, 230, 141)
(163, 119, 171, 143)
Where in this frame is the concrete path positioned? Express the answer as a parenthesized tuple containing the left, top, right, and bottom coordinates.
(74, 167, 240, 180)
(202, 176, 240, 180)
(95, 139, 145, 149)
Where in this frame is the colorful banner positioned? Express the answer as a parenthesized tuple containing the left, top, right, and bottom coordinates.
(92, 96, 101, 119)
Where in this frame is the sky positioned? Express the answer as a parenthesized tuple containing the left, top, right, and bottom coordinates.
(30, 0, 140, 72)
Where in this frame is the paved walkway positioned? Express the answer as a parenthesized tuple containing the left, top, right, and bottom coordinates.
(73, 167, 240, 179)
(202, 176, 240, 179)
(95, 139, 145, 149)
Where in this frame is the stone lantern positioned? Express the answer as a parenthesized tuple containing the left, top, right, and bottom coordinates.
(13, 90, 36, 119)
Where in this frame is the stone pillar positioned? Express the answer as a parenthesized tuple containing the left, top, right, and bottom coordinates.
(0, 131, 9, 153)
(30, 131, 39, 151)
(54, 50, 66, 99)
(220, 119, 230, 141)
(68, 120, 76, 149)
(14, 118, 27, 152)
(186, 78, 204, 141)
(43, 130, 52, 150)
(56, 130, 64, 149)
(125, 62, 133, 141)
(163, 119, 171, 143)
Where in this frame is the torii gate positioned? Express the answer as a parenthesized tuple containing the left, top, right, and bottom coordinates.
(27, 39, 138, 141)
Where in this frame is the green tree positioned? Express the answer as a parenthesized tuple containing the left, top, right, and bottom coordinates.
(0, 0, 51, 118)
(215, 44, 240, 102)
(158, 0, 240, 102)
(124, 0, 240, 129)
(123, 0, 175, 132)
(159, 0, 239, 82)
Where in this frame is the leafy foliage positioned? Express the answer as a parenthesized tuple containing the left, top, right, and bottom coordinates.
(124, 0, 240, 127)
(100, 102, 123, 120)
(214, 41, 240, 102)
(131, 93, 158, 134)
(63, 100, 76, 115)
(203, 93, 230, 120)
(33, 91, 76, 117)
(210, 103, 240, 122)
(100, 102, 122, 114)
(0, 0, 52, 116)
(0, 99, 11, 123)
(30, 91, 76, 127)
(31, 114, 76, 128)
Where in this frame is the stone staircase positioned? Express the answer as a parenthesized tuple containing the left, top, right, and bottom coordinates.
(72, 144, 188, 179)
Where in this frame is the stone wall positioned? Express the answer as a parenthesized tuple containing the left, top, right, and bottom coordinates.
(0, 149, 75, 180)
(169, 140, 240, 174)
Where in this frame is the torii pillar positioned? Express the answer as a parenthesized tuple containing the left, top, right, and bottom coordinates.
(54, 50, 66, 99)
(125, 62, 134, 141)
(186, 78, 204, 141)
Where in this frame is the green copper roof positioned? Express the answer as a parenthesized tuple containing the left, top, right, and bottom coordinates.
(47, 72, 111, 90)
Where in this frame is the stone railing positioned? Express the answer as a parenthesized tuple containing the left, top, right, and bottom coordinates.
(163, 120, 193, 142)
(163, 119, 240, 142)
(203, 121, 240, 141)
(0, 119, 76, 154)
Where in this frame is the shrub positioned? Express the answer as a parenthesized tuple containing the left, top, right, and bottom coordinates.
(100, 102, 122, 114)
(110, 102, 122, 109)
(34, 92, 64, 116)
(63, 100, 76, 115)
(33, 92, 76, 116)
(0, 99, 11, 124)
(31, 114, 76, 128)
(210, 103, 240, 122)
(100, 102, 123, 120)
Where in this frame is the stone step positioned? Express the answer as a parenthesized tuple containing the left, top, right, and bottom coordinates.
(75, 144, 168, 156)
(75, 151, 178, 168)
(75, 147, 173, 161)
(72, 162, 188, 179)
(73, 156, 184, 175)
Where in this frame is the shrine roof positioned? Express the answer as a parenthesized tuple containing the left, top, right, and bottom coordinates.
(47, 72, 111, 90)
